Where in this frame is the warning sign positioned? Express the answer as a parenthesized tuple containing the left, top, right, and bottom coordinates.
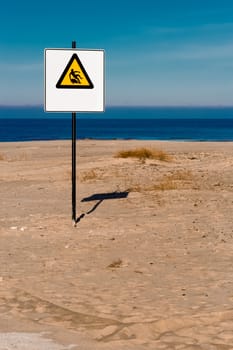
(56, 54, 94, 89)
(44, 49, 105, 112)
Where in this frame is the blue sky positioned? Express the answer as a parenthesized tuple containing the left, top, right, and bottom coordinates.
(0, 0, 233, 106)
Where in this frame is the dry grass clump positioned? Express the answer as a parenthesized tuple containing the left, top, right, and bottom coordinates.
(152, 178, 178, 191)
(166, 170, 193, 182)
(127, 181, 177, 192)
(0, 152, 29, 162)
(107, 259, 123, 268)
(126, 184, 143, 192)
(152, 170, 193, 191)
(115, 147, 172, 162)
(0, 153, 5, 161)
(80, 169, 99, 182)
(127, 170, 193, 192)
(9, 153, 29, 162)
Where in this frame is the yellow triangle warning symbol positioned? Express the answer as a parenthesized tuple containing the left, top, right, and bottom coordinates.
(56, 54, 94, 89)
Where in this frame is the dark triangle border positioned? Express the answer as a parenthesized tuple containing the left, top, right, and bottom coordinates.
(56, 53, 94, 89)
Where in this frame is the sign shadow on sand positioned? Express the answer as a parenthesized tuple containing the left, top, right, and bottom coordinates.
(76, 191, 129, 223)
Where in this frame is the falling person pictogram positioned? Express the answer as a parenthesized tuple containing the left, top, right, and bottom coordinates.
(56, 53, 94, 89)
(69, 69, 82, 84)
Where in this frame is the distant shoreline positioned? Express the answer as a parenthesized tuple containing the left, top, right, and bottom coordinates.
(1, 138, 233, 143)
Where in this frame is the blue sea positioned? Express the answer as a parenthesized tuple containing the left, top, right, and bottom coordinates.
(0, 106, 233, 142)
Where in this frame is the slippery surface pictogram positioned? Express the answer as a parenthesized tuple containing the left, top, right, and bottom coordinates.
(56, 53, 94, 89)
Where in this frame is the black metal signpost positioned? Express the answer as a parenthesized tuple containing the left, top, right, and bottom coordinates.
(72, 40, 77, 225)
(45, 42, 104, 226)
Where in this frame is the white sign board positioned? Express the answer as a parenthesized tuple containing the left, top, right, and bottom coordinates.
(44, 49, 105, 112)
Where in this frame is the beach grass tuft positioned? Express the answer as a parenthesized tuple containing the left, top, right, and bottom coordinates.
(152, 170, 193, 191)
(0, 153, 6, 161)
(127, 170, 193, 192)
(107, 259, 123, 268)
(115, 147, 172, 161)
(80, 169, 99, 182)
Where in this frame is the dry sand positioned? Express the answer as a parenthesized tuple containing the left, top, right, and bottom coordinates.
(0, 139, 233, 349)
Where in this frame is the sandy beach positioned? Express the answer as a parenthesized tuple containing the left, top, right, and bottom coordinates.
(0, 139, 233, 349)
